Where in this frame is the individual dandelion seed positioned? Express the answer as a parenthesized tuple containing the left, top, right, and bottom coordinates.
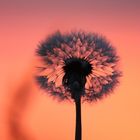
(35, 31, 121, 140)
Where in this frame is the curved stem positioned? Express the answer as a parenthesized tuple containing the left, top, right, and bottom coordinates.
(75, 97, 82, 140)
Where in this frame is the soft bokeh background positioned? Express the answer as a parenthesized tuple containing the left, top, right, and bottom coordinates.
(0, 0, 140, 140)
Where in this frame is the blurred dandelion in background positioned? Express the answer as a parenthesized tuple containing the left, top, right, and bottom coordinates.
(7, 75, 35, 140)
(35, 31, 121, 140)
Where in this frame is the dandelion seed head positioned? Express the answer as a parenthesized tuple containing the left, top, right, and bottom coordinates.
(35, 31, 121, 102)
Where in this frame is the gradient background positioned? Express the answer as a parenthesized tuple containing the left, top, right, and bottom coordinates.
(0, 0, 140, 140)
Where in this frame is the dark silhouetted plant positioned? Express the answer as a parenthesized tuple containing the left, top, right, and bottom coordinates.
(35, 31, 121, 140)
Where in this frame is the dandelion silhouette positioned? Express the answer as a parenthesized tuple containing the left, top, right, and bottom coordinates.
(35, 31, 121, 140)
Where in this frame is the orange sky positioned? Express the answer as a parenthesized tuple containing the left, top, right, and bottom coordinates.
(0, 0, 140, 140)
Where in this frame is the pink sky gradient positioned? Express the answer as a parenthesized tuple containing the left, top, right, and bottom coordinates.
(0, 0, 140, 140)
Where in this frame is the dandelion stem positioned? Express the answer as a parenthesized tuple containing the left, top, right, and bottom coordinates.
(75, 97, 82, 140)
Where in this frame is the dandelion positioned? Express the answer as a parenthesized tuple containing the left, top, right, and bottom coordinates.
(35, 31, 121, 140)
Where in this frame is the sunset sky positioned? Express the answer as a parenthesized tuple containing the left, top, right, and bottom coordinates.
(0, 0, 140, 140)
